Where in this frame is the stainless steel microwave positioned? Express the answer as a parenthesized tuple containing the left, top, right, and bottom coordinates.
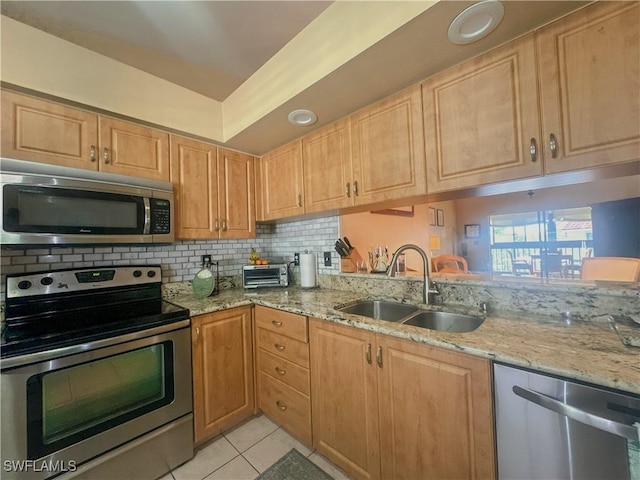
(1, 158, 174, 246)
(242, 264, 289, 288)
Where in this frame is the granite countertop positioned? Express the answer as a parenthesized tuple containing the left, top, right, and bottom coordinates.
(164, 283, 640, 395)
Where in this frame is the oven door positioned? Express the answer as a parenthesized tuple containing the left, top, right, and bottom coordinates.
(1, 325, 192, 480)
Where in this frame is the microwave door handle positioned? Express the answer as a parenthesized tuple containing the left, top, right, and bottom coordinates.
(512, 385, 639, 441)
(143, 198, 151, 234)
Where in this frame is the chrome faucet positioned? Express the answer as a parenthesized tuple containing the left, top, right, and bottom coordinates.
(387, 244, 439, 305)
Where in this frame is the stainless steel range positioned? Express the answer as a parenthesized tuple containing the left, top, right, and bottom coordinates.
(1, 265, 193, 480)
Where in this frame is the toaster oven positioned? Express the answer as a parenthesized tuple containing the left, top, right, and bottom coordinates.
(242, 264, 289, 288)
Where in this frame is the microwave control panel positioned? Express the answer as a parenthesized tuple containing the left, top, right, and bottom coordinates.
(150, 199, 171, 234)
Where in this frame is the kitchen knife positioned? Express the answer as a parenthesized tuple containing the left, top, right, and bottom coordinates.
(343, 237, 354, 251)
(337, 238, 350, 252)
(335, 241, 348, 257)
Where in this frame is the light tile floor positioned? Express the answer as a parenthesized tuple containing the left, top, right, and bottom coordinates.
(158, 415, 351, 480)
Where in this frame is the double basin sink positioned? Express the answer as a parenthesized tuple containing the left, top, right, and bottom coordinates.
(336, 299, 484, 333)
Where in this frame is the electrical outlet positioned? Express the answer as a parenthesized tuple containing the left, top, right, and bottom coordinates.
(294, 252, 300, 266)
(323, 251, 332, 267)
(201, 255, 211, 267)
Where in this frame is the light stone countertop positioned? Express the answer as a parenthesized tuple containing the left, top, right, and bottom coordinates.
(163, 283, 640, 395)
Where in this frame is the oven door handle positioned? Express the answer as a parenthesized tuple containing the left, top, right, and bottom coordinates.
(513, 385, 639, 441)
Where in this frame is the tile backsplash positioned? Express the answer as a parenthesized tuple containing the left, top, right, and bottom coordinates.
(1, 216, 341, 296)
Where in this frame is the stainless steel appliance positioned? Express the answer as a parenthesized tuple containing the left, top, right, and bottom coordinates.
(242, 263, 289, 288)
(494, 363, 640, 480)
(1, 265, 193, 480)
(1, 158, 173, 246)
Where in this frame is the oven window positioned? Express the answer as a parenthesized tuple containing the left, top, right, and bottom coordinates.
(26, 342, 174, 459)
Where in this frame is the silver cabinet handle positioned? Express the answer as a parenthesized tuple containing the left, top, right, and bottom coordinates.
(90, 145, 97, 162)
(195, 327, 200, 342)
(376, 346, 383, 368)
(275, 367, 286, 376)
(353, 180, 359, 196)
(365, 343, 372, 365)
(276, 400, 287, 411)
(222, 219, 228, 231)
(549, 133, 558, 159)
(272, 320, 282, 327)
(513, 385, 639, 441)
(297, 194, 302, 207)
(274, 343, 285, 351)
(215, 219, 220, 232)
(345, 182, 351, 198)
(529, 138, 537, 163)
(103, 147, 110, 164)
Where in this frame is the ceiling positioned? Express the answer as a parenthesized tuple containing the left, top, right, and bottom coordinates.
(1, 1, 590, 155)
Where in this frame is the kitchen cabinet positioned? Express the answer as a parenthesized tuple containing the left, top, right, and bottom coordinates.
(256, 141, 304, 221)
(2, 90, 170, 181)
(192, 306, 255, 444)
(302, 118, 353, 214)
(170, 136, 255, 239)
(1, 90, 99, 170)
(537, 1, 640, 174)
(254, 306, 312, 445)
(350, 85, 427, 204)
(310, 318, 495, 480)
(422, 34, 542, 193)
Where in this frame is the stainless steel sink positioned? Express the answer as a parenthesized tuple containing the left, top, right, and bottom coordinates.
(401, 311, 484, 333)
(337, 300, 419, 322)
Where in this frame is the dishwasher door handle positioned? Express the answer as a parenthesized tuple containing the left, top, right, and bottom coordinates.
(513, 385, 639, 441)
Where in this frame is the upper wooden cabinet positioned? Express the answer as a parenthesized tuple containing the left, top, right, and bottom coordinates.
(350, 85, 427, 204)
(2, 90, 170, 181)
(192, 307, 255, 444)
(310, 319, 495, 480)
(256, 141, 304, 221)
(303, 118, 353, 214)
(537, 1, 640, 174)
(422, 34, 542, 193)
(170, 136, 255, 239)
(99, 117, 169, 180)
(1, 90, 99, 170)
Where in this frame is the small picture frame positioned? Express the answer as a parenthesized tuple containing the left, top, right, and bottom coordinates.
(436, 209, 445, 227)
(465, 224, 481, 238)
(428, 207, 436, 226)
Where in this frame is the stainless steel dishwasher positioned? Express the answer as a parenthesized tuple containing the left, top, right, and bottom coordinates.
(494, 363, 640, 480)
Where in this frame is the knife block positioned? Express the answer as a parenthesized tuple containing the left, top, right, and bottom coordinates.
(340, 247, 364, 273)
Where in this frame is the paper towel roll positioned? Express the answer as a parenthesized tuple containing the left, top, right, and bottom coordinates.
(299, 252, 317, 288)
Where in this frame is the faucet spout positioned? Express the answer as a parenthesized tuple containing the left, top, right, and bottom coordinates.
(387, 244, 438, 304)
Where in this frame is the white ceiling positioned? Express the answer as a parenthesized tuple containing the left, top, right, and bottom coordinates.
(1, 1, 590, 154)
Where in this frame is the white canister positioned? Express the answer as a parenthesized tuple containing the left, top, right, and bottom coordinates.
(299, 251, 317, 288)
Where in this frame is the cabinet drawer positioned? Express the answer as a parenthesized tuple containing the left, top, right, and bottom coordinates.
(255, 305, 308, 342)
(259, 372, 311, 445)
(257, 328, 309, 368)
(259, 349, 310, 396)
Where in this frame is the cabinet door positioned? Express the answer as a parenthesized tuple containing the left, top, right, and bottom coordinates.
(309, 319, 381, 480)
(256, 141, 304, 220)
(303, 118, 353, 214)
(538, 2, 640, 174)
(170, 136, 219, 239)
(350, 85, 426, 205)
(218, 148, 256, 239)
(423, 34, 542, 193)
(1, 90, 99, 170)
(192, 307, 254, 443)
(377, 335, 495, 480)
(99, 117, 170, 180)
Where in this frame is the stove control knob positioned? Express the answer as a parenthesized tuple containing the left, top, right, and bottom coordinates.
(17, 280, 32, 290)
(147, 270, 157, 278)
(133, 270, 142, 278)
(40, 277, 54, 286)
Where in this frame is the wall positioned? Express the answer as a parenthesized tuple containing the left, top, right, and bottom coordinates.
(0, 216, 341, 297)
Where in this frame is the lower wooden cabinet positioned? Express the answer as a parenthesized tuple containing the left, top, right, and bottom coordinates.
(192, 306, 254, 444)
(255, 306, 312, 445)
(309, 318, 496, 480)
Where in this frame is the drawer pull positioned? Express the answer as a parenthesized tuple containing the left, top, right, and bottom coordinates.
(376, 346, 383, 368)
(365, 343, 372, 365)
(276, 401, 288, 411)
(274, 343, 285, 351)
(275, 367, 286, 376)
(272, 320, 283, 327)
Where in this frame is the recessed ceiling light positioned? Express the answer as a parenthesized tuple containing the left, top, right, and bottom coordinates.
(288, 109, 317, 126)
(448, 0, 504, 45)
